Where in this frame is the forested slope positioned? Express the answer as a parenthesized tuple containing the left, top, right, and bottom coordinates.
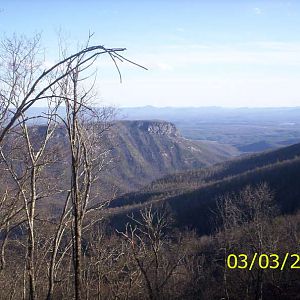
(108, 143, 300, 234)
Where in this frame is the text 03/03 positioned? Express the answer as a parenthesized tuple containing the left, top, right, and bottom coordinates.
(226, 253, 300, 270)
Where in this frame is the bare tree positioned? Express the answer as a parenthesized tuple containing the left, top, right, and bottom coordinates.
(217, 183, 277, 300)
(0, 101, 61, 299)
(0, 33, 146, 300)
(119, 206, 185, 300)
(0, 32, 146, 143)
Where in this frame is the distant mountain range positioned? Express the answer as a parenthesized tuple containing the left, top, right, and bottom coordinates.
(119, 106, 300, 123)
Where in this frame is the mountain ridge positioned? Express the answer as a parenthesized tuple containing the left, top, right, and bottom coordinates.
(107, 141, 300, 234)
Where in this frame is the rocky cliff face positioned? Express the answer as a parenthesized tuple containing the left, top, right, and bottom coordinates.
(132, 120, 179, 136)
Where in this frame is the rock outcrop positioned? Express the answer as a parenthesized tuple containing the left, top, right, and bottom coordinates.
(132, 120, 178, 136)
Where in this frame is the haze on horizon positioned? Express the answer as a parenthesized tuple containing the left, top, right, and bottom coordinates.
(1, 0, 300, 108)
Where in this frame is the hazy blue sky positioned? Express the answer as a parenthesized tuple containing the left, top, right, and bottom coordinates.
(1, 0, 300, 107)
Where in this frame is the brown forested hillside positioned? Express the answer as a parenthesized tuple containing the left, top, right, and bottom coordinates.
(108, 142, 300, 234)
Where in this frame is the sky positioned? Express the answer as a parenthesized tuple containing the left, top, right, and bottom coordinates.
(1, 0, 300, 107)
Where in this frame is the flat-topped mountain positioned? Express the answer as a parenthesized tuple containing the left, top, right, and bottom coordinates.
(102, 120, 239, 192)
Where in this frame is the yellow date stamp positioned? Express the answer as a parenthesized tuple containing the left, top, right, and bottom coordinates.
(226, 253, 300, 270)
